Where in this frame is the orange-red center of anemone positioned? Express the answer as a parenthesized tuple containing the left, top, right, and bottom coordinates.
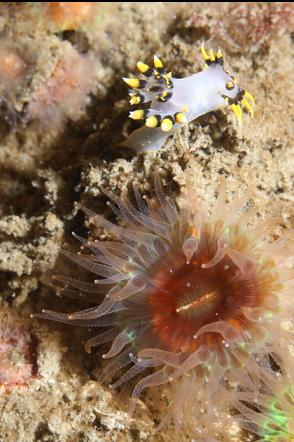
(136, 229, 265, 355)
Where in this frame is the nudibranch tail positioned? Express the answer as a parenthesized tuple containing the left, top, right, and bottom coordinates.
(123, 43, 255, 151)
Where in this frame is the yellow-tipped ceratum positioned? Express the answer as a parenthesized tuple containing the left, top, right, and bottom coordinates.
(136, 61, 152, 77)
(153, 54, 164, 69)
(123, 77, 140, 88)
(201, 43, 209, 61)
(231, 103, 243, 122)
(229, 89, 255, 122)
(174, 112, 187, 124)
(145, 115, 160, 128)
(244, 90, 255, 104)
(216, 49, 223, 60)
(137, 61, 149, 74)
(129, 94, 142, 105)
(161, 116, 174, 132)
(241, 97, 254, 117)
(123, 77, 147, 90)
(129, 109, 146, 120)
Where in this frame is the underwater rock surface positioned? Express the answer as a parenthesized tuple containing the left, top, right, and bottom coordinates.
(0, 3, 293, 442)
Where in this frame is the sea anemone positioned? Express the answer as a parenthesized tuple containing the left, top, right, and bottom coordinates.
(34, 170, 293, 430)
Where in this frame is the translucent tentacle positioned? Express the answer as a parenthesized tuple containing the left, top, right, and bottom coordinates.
(100, 348, 132, 382)
(101, 187, 170, 240)
(68, 296, 116, 320)
(133, 182, 149, 216)
(85, 328, 118, 353)
(109, 276, 146, 301)
(60, 249, 118, 277)
(33, 309, 117, 328)
(102, 329, 132, 359)
(168, 346, 211, 381)
(129, 367, 172, 416)
(154, 170, 179, 225)
(78, 204, 157, 246)
(111, 361, 149, 389)
(194, 321, 243, 343)
(52, 275, 104, 293)
(138, 348, 186, 368)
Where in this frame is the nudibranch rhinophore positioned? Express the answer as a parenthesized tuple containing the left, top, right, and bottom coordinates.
(123, 44, 255, 152)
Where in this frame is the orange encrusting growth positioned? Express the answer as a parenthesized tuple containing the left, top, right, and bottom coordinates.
(45, 2, 94, 30)
(1, 51, 25, 81)
(0, 46, 27, 89)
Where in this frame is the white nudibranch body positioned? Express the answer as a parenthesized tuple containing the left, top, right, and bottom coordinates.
(123, 45, 254, 152)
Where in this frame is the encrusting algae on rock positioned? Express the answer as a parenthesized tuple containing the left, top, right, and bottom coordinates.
(0, 313, 37, 391)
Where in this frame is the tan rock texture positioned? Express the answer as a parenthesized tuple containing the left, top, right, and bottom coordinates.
(0, 2, 293, 441)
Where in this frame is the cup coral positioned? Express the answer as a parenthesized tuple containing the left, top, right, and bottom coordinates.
(34, 171, 293, 433)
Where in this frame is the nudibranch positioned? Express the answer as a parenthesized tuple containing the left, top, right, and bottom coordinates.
(123, 44, 255, 152)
